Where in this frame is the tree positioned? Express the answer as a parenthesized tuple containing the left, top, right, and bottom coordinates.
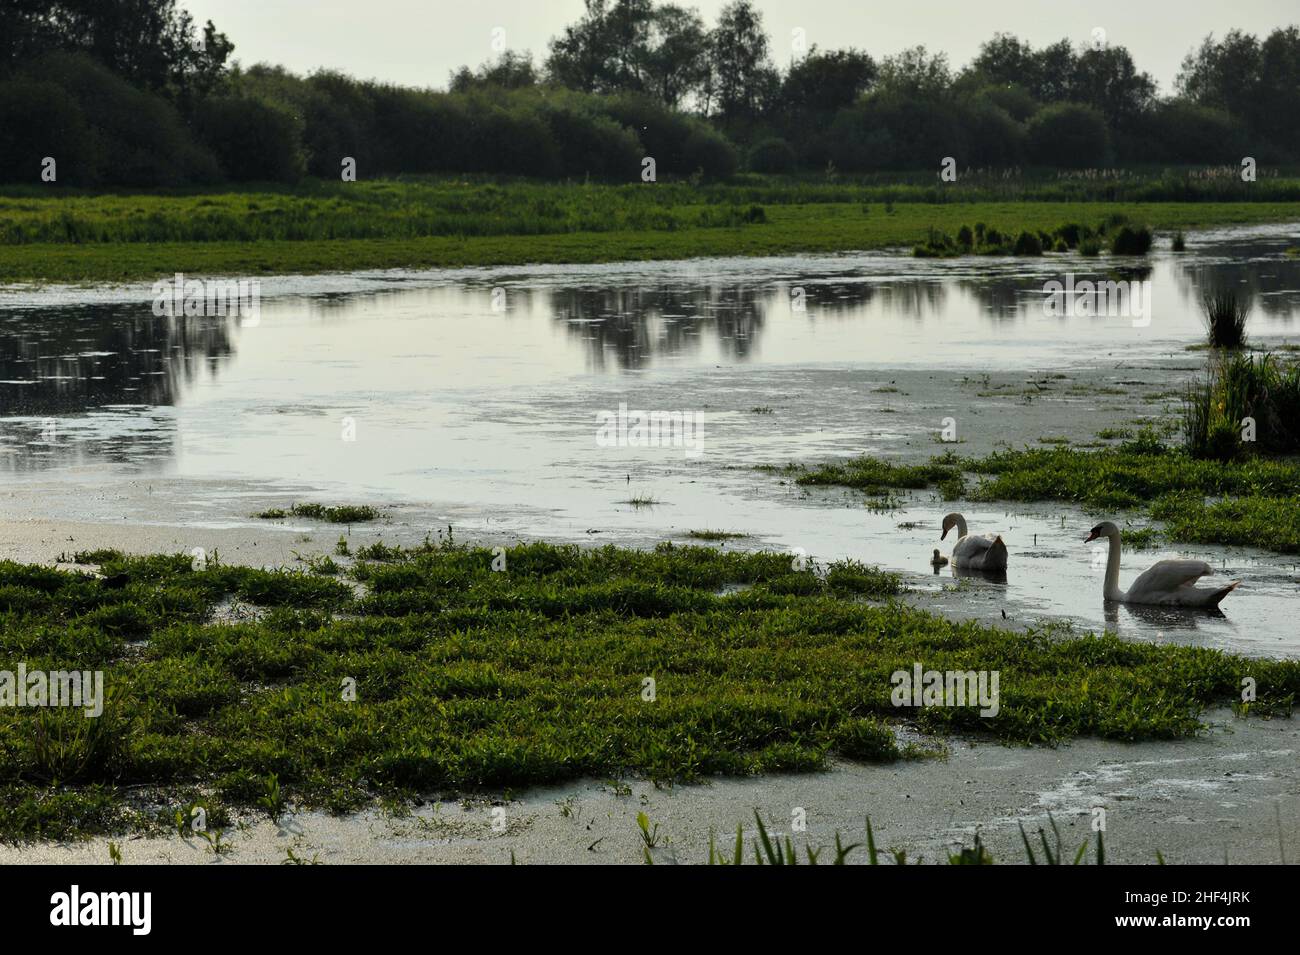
(545, 0, 655, 95)
(1070, 45, 1155, 126)
(449, 51, 538, 93)
(876, 46, 951, 98)
(1255, 27, 1300, 153)
(546, 0, 618, 92)
(642, 5, 710, 107)
(1030, 40, 1077, 103)
(1176, 30, 1262, 118)
(710, 0, 778, 123)
(968, 33, 1038, 90)
(0, 0, 231, 104)
(779, 46, 877, 115)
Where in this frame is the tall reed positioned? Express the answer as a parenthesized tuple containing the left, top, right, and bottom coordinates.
(1201, 289, 1251, 348)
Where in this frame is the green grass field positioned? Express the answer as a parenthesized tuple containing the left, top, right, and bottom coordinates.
(3, 177, 1299, 282)
(1, 540, 1295, 841)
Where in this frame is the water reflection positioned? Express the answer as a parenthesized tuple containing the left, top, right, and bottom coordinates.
(2, 226, 1299, 474)
(1104, 601, 1227, 630)
(548, 284, 768, 370)
(0, 307, 233, 469)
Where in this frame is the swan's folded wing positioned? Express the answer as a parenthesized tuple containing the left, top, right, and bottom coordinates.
(1128, 559, 1213, 599)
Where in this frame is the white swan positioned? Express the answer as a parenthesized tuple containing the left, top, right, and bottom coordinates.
(941, 512, 1008, 571)
(1084, 521, 1238, 608)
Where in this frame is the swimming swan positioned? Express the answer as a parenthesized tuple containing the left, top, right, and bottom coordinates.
(941, 512, 1008, 571)
(1084, 521, 1238, 607)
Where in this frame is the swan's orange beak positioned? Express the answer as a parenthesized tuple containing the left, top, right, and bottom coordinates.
(1083, 530, 1098, 543)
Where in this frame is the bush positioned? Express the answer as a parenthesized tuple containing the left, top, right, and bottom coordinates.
(1201, 290, 1250, 348)
(1109, 225, 1153, 255)
(0, 79, 96, 185)
(747, 137, 797, 173)
(1184, 353, 1300, 458)
(9, 53, 219, 187)
(194, 95, 305, 182)
(1026, 102, 1109, 168)
(960, 99, 1026, 166)
(1138, 101, 1249, 164)
(540, 103, 643, 179)
(1013, 231, 1043, 255)
(830, 92, 963, 170)
(680, 126, 739, 180)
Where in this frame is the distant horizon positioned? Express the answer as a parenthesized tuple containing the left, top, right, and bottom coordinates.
(180, 0, 1298, 95)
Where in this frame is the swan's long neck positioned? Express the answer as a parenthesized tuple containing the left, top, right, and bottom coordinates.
(954, 515, 968, 538)
(1103, 529, 1125, 601)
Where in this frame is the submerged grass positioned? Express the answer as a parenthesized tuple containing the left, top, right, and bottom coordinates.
(0, 540, 1293, 841)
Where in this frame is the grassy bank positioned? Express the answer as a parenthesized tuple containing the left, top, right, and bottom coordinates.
(1, 540, 1295, 841)
(2, 178, 1299, 282)
(789, 436, 1300, 553)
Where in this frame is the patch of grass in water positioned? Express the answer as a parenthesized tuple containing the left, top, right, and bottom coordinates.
(790, 432, 1300, 552)
(256, 503, 380, 523)
(2, 540, 1294, 841)
(686, 530, 750, 541)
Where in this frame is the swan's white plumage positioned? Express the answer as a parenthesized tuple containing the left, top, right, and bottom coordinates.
(951, 533, 1008, 570)
(941, 512, 1008, 571)
(1088, 522, 1237, 608)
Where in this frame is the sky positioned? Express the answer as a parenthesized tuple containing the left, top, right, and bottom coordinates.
(180, 0, 1298, 94)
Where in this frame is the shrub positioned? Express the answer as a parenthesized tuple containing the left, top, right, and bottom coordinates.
(1184, 352, 1300, 458)
(0, 79, 96, 185)
(541, 103, 643, 179)
(10, 53, 219, 186)
(1201, 290, 1250, 348)
(1110, 225, 1153, 255)
(1026, 102, 1109, 168)
(747, 137, 797, 173)
(1013, 231, 1043, 255)
(194, 95, 305, 182)
(680, 126, 739, 180)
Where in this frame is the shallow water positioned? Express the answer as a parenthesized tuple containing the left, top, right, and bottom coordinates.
(2, 222, 1299, 656)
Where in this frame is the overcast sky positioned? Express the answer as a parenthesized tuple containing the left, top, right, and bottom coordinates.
(181, 0, 1297, 94)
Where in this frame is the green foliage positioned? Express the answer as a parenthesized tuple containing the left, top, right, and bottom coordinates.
(0, 53, 220, 187)
(1200, 290, 1251, 348)
(1, 539, 1293, 840)
(1183, 352, 1300, 459)
(256, 503, 380, 523)
(193, 95, 305, 183)
(1109, 224, 1153, 255)
(795, 438, 1300, 553)
(1026, 103, 1110, 168)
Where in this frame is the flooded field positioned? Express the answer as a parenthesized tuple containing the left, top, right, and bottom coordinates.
(2, 223, 1299, 656)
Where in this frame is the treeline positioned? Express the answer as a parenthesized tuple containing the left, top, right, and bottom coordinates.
(0, 0, 1298, 188)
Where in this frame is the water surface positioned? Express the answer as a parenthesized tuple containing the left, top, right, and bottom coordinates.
(3, 222, 1299, 656)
